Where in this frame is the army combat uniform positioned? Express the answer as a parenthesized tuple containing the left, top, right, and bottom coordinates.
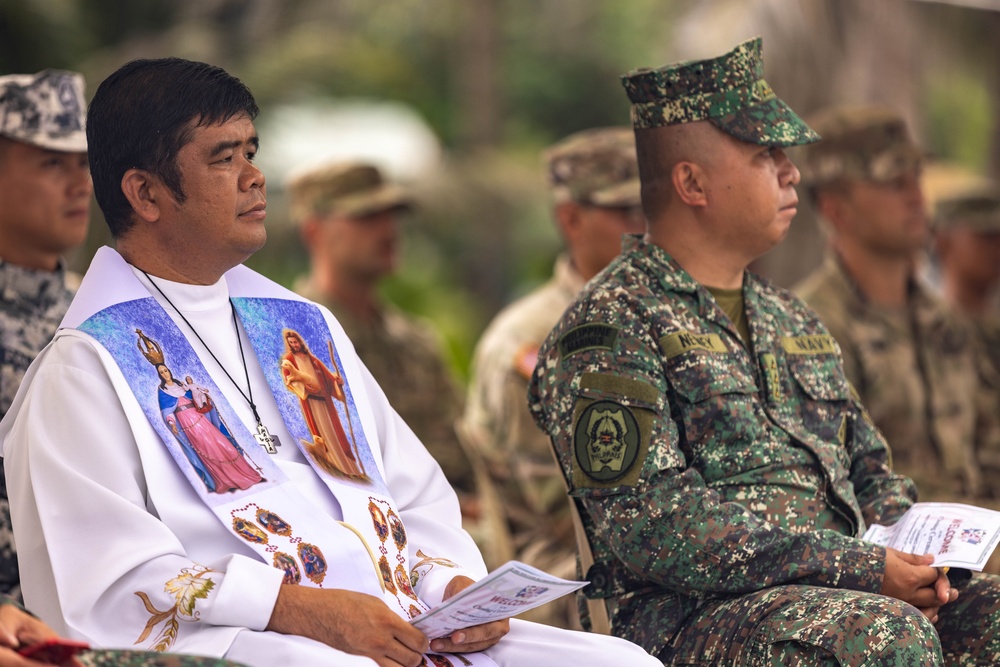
(796, 256, 1000, 500)
(529, 235, 1000, 664)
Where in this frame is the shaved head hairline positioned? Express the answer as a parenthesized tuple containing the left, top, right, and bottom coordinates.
(634, 121, 723, 223)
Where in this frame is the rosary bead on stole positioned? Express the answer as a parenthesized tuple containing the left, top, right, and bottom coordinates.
(230, 503, 327, 585)
(369, 497, 426, 619)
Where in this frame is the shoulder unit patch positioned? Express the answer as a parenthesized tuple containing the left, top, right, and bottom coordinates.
(558, 323, 619, 359)
(573, 399, 642, 484)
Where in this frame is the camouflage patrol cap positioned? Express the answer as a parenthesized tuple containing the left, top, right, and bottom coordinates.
(0, 69, 87, 152)
(922, 162, 1000, 234)
(621, 36, 819, 147)
(544, 127, 641, 207)
(800, 106, 923, 187)
(285, 161, 411, 224)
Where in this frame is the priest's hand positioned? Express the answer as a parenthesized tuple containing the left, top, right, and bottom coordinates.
(428, 575, 510, 654)
(267, 585, 429, 667)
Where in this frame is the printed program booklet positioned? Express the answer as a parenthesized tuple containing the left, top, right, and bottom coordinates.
(410, 560, 588, 639)
(862, 502, 1000, 570)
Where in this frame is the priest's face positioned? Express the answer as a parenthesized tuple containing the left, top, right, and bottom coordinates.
(152, 114, 267, 283)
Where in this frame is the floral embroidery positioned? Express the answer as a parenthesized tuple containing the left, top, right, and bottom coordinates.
(410, 549, 459, 589)
(134, 565, 216, 652)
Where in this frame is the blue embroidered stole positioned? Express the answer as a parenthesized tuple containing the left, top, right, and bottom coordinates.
(78, 293, 430, 620)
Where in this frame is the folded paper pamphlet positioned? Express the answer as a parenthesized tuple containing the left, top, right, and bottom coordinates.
(863, 502, 1000, 570)
(410, 560, 588, 639)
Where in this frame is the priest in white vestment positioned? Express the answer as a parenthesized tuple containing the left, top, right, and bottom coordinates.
(0, 58, 659, 667)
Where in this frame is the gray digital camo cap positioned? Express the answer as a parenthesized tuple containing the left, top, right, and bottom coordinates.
(800, 106, 923, 187)
(286, 161, 412, 225)
(0, 69, 87, 152)
(544, 127, 641, 207)
(621, 36, 819, 147)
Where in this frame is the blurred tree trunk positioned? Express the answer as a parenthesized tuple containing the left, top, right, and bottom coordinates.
(990, 11, 1000, 179)
(455, 0, 503, 150)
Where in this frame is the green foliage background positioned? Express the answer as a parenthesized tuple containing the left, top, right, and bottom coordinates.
(3, 0, 998, 381)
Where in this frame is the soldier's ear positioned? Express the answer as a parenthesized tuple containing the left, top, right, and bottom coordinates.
(554, 201, 582, 242)
(672, 161, 708, 208)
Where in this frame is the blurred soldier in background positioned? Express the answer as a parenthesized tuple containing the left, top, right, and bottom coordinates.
(795, 106, 1000, 506)
(461, 127, 643, 629)
(287, 161, 475, 509)
(924, 163, 1000, 377)
(0, 69, 91, 601)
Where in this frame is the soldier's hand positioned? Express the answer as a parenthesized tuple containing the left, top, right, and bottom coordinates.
(927, 567, 959, 624)
(266, 585, 429, 667)
(0, 603, 83, 666)
(428, 576, 509, 654)
(880, 548, 951, 621)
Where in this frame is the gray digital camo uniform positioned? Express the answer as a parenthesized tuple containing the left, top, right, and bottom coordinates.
(528, 235, 1000, 665)
(0, 260, 77, 600)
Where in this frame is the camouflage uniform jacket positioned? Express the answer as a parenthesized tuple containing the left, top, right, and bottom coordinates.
(795, 253, 1000, 501)
(0, 259, 77, 600)
(528, 236, 916, 651)
(294, 281, 473, 492)
(463, 253, 584, 577)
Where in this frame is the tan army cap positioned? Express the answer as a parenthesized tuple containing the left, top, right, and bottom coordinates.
(922, 162, 1000, 234)
(800, 106, 923, 187)
(621, 37, 819, 147)
(544, 127, 640, 207)
(0, 69, 87, 152)
(286, 161, 411, 224)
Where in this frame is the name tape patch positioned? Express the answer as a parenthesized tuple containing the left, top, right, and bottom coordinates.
(660, 331, 727, 360)
(781, 335, 837, 355)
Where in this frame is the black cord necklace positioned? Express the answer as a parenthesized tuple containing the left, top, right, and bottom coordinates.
(142, 270, 280, 454)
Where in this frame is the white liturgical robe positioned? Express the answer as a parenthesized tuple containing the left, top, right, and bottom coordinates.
(0, 248, 658, 667)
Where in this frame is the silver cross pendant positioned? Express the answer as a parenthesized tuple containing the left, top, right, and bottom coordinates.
(254, 422, 279, 454)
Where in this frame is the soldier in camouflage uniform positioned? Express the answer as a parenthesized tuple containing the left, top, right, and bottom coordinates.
(925, 163, 1000, 381)
(794, 108, 1000, 504)
(461, 127, 643, 628)
(287, 161, 475, 504)
(0, 70, 92, 601)
(529, 36, 1000, 664)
